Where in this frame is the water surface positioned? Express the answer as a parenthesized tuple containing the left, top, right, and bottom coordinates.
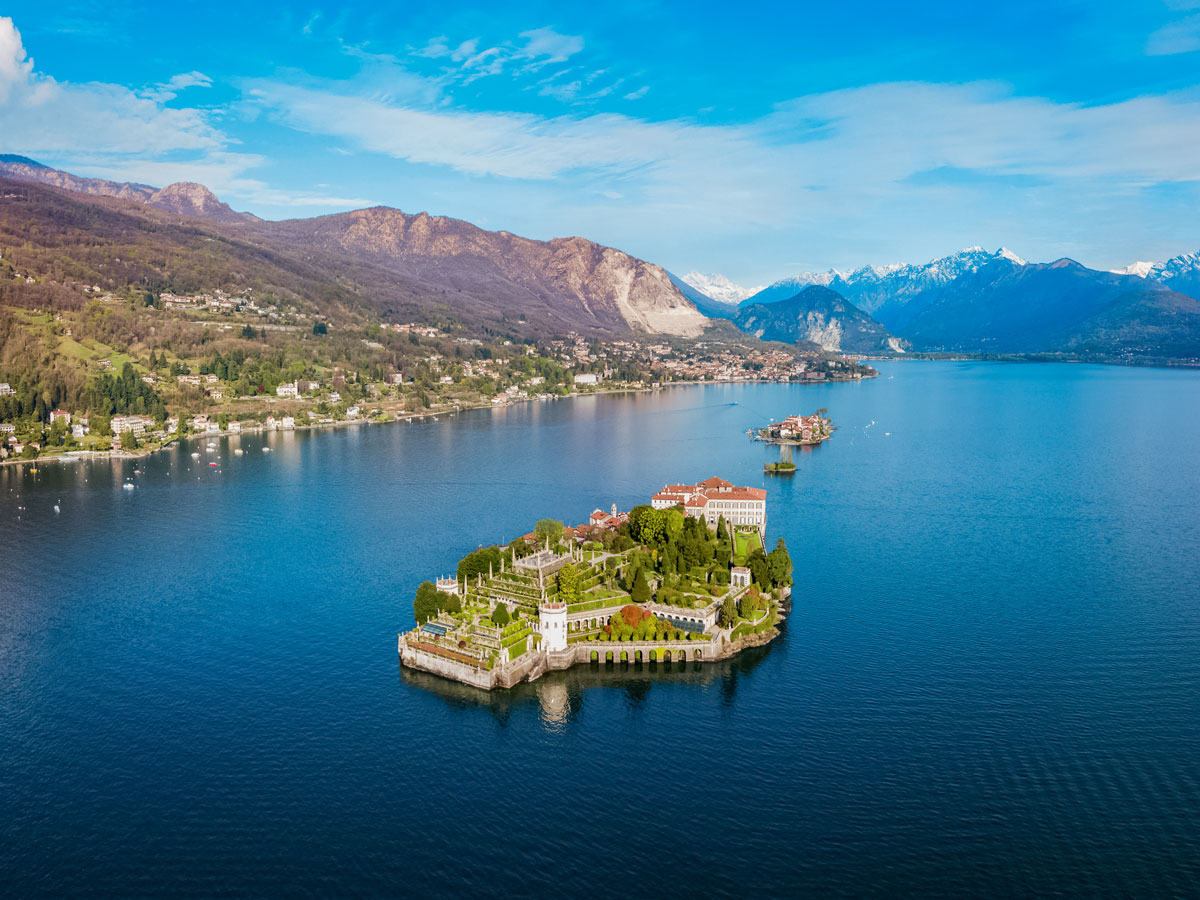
(2, 361, 1199, 898)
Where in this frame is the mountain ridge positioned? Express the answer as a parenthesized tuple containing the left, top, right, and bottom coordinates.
(0, 157, 709, 338)
(735, 285, 907, 354)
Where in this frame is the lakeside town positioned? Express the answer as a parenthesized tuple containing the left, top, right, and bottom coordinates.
(398, 477, 793, 690)
(0, 288, 875, 464)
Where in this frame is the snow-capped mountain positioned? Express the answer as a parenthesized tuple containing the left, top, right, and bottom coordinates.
(680, 271, 764, 305)
(743, 247, 1029, 330)
(1110, 261, 1159, 278)
(1108, 251, 1200, 300)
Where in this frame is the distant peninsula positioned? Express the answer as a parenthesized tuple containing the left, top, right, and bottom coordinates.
(397, 477, 793, 690)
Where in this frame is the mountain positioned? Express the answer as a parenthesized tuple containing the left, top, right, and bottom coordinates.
(680, 271, 763, 305)
(734, 285, 907, 354)
(738, 246, 1200, 359)
(1123, 250, 1200, 301)
(894, 258, 1200, 355)
(743, 247, 1029, 330)
(0, 155, 259, 224)
(0, 158, 709, 338)
(666, 272, 738, 320)
(259, 208, 708, 337)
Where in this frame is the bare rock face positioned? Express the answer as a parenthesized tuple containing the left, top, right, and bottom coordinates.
(264, 208, 708, 337)
(147, 182, 258, 224)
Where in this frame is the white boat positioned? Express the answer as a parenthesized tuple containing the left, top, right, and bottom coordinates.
(234, 449, 244, 456)
(122, 483, 135, 491)
(191, 452, 201, 459)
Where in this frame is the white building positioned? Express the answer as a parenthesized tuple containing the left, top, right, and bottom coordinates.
(539, 601, 568, 653)
(281, 416, 296, 430)
(110, 415, 153, 435)
(573, 373, 599, 386)
(651, 476, 768, 539)
(0, 383, 14, 396)
(276, 382, 298, 398)
(731, 566, 752, 589)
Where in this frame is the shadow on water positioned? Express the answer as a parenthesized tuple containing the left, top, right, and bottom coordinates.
(398, 628, 783, 726)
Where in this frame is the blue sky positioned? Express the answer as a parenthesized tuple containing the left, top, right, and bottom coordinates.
(2, 1, 1200, 284)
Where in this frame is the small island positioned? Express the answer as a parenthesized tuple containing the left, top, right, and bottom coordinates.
(753, 409, 833, 446)
(398, 477, 793, 690)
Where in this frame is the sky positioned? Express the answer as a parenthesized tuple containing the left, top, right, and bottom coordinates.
(2, 1, 1200, 285)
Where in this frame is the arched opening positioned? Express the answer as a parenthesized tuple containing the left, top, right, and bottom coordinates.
(635, 650, 643, 662)
(620, 651, 628, 662)
(694, 649, 702, 659)
(590, 650, 598, 661)
(606, 651, 614, 662)
(662, 649, 672, 663)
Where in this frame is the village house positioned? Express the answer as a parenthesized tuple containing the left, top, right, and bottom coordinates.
(296, 380, 319, 395)
(49, 410, 72, 427)
(281, 416, 296, 430)
(71, 424, 87, 440)
(0, 382, 14, 396)
(573, 373, 599, 386)
(588, 504, 628, 530)
(276, 382, 298, 399)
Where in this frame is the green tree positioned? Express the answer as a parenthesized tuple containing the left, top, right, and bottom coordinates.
(557, 562, 582, 606)
(716, 515, 729, 542)
(412, 581, 440, 624)
(628, 505, 665, 544)
(631, 568, 651, 605)
(312, 321, 328, 335)
(119, 430, 138, 451)
(718, 595, 738, 628)
(534, 518, 563, 545)
(767, 538, 794, 587)
(492, 602, 511, 627)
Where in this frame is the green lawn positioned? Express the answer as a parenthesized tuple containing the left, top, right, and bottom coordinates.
(734, 530, 762, 558)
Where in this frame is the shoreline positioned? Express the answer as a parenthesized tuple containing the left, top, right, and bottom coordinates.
(2, 373, 867, 469)
(399, 619, 785, 691)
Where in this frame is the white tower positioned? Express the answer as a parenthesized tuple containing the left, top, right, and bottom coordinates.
(540, 601, 568, 653)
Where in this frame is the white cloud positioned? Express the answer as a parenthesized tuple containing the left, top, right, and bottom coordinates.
(517, 27, 583, 65)
(0, 17, 224, 155)
(0, 17, 363, 216)
(1146, 13, 1200, 55)
(623, 86, 649, 100)
(0, 16, 35, 103)
(414, 25, 583, 83)
(140, 71, 213, 102)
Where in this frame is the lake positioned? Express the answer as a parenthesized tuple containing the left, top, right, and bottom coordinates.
(2, 361, 1199, 898)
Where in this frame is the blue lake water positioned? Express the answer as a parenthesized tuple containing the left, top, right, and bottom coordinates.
(2, 360, 1199, 898)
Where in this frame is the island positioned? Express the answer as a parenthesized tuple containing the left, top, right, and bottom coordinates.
(753, 409, 833, 446)
(398, 476, 793, 690)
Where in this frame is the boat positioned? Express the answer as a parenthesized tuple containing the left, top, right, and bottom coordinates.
(122, 483, 135, 491)
(234, 449, 244, 456)
(262, 447, 271, 453)
(191, 452, 200, 459)
(208, 462, 218, 467)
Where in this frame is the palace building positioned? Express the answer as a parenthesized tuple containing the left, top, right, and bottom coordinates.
(651, 476, 768, 539)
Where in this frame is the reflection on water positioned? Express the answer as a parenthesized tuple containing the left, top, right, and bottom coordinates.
(399, 633, 782, 727)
